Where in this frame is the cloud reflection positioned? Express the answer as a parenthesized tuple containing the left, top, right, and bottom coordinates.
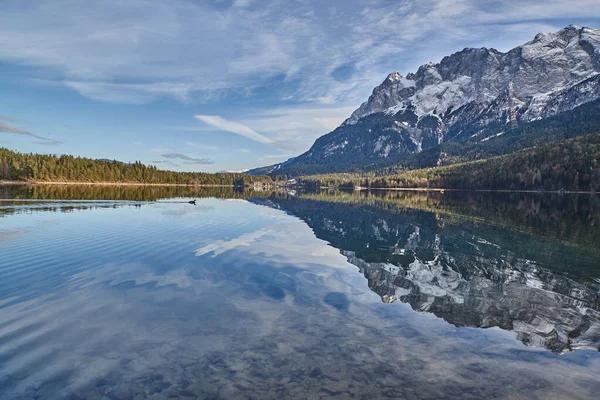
(0, 197, 599, 399)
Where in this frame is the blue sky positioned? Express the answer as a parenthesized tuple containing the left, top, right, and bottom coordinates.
(0, 0, 599, 172)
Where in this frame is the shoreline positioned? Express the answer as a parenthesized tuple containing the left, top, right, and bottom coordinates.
(1, 180, 597, 194)
(314, 185, 599, 195)
(353, 187, 599, 195)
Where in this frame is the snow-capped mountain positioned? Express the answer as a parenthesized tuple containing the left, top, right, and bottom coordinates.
(249, 25, 600, 176)
(346, 25, 600, 125)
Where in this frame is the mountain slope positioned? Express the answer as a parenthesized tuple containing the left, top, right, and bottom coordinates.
(300, 131, 600, 192)
(249, 25, 600, 176)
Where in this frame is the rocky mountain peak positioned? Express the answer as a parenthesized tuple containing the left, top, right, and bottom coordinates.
(385, 71, 403, 83)
(346, 25, 600, 126)
(249, 25, 600, 177)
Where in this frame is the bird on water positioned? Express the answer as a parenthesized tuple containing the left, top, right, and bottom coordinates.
(189, 199, 196, 205)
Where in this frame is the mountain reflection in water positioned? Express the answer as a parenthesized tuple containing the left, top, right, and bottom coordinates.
(1, 186, 600, 399)
(252, 191, 600, 354)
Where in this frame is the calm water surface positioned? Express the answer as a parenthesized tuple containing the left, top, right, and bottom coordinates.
(1, 185, 599, 399)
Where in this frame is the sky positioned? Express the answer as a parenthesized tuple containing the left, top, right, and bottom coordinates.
(0, 0, 599, 172)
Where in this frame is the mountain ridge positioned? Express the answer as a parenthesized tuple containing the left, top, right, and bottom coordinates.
(249, 25, 600, 176)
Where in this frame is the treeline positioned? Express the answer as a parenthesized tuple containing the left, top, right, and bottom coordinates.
(300, 132, 600, 192)
(0, 148, 272, 185)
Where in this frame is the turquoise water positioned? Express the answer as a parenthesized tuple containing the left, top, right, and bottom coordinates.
(0, 186, 599, 399)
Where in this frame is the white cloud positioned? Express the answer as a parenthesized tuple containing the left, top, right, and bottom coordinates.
(0, 0, 597, 107)
(194, 115, 275, 144)
(190, 105, 353, 155)
(237, 105, 356, 153)
(63, 81, 197, 104)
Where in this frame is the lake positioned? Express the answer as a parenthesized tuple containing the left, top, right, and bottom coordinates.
(1, 185, 599, 399)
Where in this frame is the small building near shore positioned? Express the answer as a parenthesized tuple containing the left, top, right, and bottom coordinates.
(253, 182, 269, 191)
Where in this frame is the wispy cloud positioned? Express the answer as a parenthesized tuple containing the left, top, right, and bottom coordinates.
(1, 0, 596, 107)
(32, 140, 62, 146)
(194, 115, 274, 144)
(160, 152, 214, 165)
(63, 81, 198, 104)
(0, 122, 35, 136)
(152, 160, 180, 167)
(236, 105, 356, 153)
(0, 121, 62, 145)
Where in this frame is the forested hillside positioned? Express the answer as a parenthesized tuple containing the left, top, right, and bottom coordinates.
(0, 148, 272, 185)
(383, 99, 600, 172)
(300, 132, 600, 192)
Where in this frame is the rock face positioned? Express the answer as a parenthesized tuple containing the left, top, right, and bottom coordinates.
(250, 25, 600, 175)
(346, 26, 600, 126)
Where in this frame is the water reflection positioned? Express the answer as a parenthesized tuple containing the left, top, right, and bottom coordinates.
(0, 184, 269, 218)
(0, 184, 262, 202)
(253, 191, 600, 354)
(0, 187, 599, 399)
